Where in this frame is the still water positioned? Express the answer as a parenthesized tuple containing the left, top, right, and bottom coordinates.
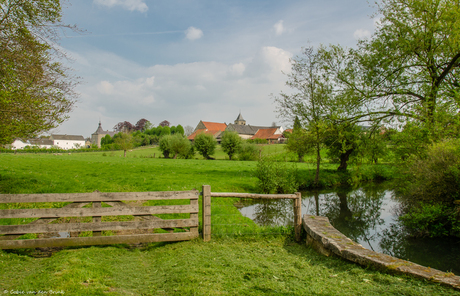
(238, 183, 460, 275)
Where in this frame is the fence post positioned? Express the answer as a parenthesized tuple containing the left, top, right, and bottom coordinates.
(294, 192, 302, 242)
(202, 185, 212, 242)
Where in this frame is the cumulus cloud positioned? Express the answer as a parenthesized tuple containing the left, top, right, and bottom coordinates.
(185, 27, 204, 40)
(97, 81, 114, 94)
(60, 46, 293, 136)
(94, 0, 148, 13)
(353, 29, 371, 40)
(274, 20, 285, 36)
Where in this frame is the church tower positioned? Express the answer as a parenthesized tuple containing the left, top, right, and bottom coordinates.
(234, 112, 246, 125)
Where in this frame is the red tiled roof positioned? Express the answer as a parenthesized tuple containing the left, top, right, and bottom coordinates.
(251, 128, 279, 140)
(188, 129, 223, 140)
(202, 122, 227, 131)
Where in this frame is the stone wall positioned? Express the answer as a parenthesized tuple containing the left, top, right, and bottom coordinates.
(303, 215, 460, 290)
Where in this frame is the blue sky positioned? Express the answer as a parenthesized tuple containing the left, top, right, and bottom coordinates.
(57, 0, 377, 137)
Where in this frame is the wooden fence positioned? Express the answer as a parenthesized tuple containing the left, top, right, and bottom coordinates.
(201, 185, 302, 242)
(0, 190, 199, 249)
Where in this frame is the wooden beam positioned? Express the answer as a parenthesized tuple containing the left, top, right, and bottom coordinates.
(0, 190, 199, 203)
(0, 219, 198, 235)
(0, 204, 199, 219)
(0, 232, 198, 249)
(294, 192, 302, 242)
(0, 202, 89, 241)
(210, 192, 297, 199)
(202, 185, 211, 242)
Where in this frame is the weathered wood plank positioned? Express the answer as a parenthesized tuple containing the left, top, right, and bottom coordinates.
(0, 232, 198, 249)
(0, 202, 89, 241)
(210, 192, 297, 199)
(93, 201, 102, 236)
(294, 192, 302, 242)
(0, 190, 199, 203)
(202, 185, 211, 242)
(190, 195, 199, 237)
(0, 219, 198, 235)
(0, 204, 199, 219)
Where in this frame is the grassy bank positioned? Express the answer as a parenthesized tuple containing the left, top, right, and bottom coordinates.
(0, 149, 449, 295)
(0, 236, 457, 295)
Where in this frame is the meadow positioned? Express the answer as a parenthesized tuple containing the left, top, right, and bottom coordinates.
(0, 146, 456, 295)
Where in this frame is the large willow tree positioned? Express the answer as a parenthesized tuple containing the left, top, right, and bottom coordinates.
(0, 0, 78, 145)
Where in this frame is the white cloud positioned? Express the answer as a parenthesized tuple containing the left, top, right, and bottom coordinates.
(185, 27, 204, 41)
(94, 0, 148, 13)
(97, 81, 114, 94)
(274, 20, 285, 36)
(59, 46, 292, 136)
(353, 29, 371, 40)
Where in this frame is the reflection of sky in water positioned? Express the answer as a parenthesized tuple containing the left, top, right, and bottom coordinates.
(237, 185, 460, 274)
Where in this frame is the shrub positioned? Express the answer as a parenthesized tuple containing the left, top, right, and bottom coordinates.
(255, 156, 298, 194)
(221, 131, 242, 160)
(194, 133, 217, 159)
(159, 134, 192, 159)
(398, 139, 460, 237)
(238, 142, 259, 161)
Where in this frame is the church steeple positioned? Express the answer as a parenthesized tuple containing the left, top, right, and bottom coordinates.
(234, 112, 246, 125)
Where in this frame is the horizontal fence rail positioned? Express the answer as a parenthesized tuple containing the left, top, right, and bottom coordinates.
(202, 185, 302, 242)
(0, 190, 199, 249)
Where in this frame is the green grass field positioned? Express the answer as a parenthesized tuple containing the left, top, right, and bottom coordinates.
(0, 147, 455, 295)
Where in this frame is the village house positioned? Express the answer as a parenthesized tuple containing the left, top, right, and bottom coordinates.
(50, 134, 86, 149)
(189, 113, 285, 143)
(10, 134, 85, 150)
(188, 121, 228, 142)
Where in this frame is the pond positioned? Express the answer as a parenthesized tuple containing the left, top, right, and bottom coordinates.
(237, 182, 460, 275)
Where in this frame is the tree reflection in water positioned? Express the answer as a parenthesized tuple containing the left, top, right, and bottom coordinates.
(245, 199, 294, 227)
(237, 184, 460, 274)
(305, 186, 386, 251)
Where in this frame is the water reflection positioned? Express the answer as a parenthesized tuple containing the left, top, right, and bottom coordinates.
(237, 183, 460, 274)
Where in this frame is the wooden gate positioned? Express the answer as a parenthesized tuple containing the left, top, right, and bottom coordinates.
(0, 190, 199, 249)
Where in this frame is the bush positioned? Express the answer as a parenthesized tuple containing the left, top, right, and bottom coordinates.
(399, 204, 460, 238)
(221, 131, 242, 160)
(247, 138, 268, 144)
(194, 133, 216, 159)
(159, 134, 192, 159)
(238, 142, 259, 161)
(255, 156, 298, 194)
(398, 139, 460, 237)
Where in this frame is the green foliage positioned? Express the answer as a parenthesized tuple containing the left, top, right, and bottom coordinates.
(160, 126, 171, 137)
(220, 131, 242, 160)
(159, 134, 192, 159)
(113, 132, 133, 157)
(100, 134, 113, 147)
(399, 139, 460, 237)
(175, 124, 185, 135)
(389, 123, 431, 161)
(324, 123, 362, 171)
(0, 0, 78, 145)
(285, 129, 312, 162)
(255, 156, 298, 194)
(247, 138, 268, 144)
(238, 141, 259, 161)
(399, 203, 460, 238)
(193, 133, 217, 159)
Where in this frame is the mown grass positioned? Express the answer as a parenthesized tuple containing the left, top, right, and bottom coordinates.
(0, 148, 452, 295)
(0, 237, 458, 295)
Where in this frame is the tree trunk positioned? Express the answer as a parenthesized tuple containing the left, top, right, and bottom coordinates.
(123, 150, 127, 157)
(337, 149, 353, 171)
(314, 142, 320, 186)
